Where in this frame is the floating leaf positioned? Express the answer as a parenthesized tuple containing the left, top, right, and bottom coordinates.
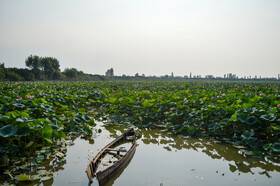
(31, 175, 41, 180)
(40, 176, 52, 181)
(244, 150, 253, 156)
(38, 170, 47, 176)
(83, 126, 92, 136)
(18, 175, 32, 182)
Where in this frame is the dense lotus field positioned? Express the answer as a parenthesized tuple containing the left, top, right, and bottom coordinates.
(0, 81, 280, 182)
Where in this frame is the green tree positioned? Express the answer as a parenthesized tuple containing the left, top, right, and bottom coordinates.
(64, 68, 78, 79)
(25, 55, 42, 79)
(105, 68, 114, 77)
(0, 63, 5, 80)
(41, 57, 60, 79)
(5, 70, 23, 81)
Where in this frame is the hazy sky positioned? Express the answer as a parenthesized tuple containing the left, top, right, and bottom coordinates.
(0, 0, 279, 77)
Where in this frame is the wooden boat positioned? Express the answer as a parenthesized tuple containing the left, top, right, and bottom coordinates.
(86, 128, 137, 185)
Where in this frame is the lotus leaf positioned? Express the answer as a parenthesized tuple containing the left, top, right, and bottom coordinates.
(260, 114, 276, 122)
(271, 143, 280, 153)
(18, 175, 32, 182)
(263, 143, 272, 151)
(42, 124, 52, 139)
(40, 176, 52, 181)
(0, 124, 17, 138)
(246, 116, 258, 125)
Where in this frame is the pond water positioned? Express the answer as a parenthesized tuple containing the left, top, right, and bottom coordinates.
(51, 121, 280, 186)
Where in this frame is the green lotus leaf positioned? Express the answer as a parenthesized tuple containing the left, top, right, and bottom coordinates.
(13, 103, 25, 108)
(42, 124, 53, 139)
(40, 176, 53, 181)
(176, 110, 184, 116)
(271, 143, 280, 153)
(149, 112, 158, 119)
(0, 116, 11, 123)
(31, 175, 41, 181)
(0, 124, 18, 138)
(83, 126, 93, 136)
(230, 114, 237, 121)
(241, 131, 255, 139)
(25, 141, 34, 149)
(18, 174, 32, 182)
(50, 125, 63, 131)
(88, 119, 95, 127)
(244, 108, 257, 114)
(271, 125, 280, 131)
(260, 114, 276, 122)
(73, 117, 82, 125)
(16, 117, 25, 123)
(38, 170, 47, 176)
(252, 151, 263, 159)
(244, 150, 252, 156)
(246, 116, 258, 125)
(187, 127, 196, 135)
(237, 113, 248, 123)
(263, 143, 272, 151)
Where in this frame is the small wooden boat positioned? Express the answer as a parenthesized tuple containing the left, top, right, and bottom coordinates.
(86, 128, 137, 185)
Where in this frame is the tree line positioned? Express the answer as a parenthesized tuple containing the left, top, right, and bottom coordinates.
(1, 55, 278, 82)
(0, 55, 103, 81)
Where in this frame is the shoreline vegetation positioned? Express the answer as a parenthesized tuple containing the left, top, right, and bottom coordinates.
(0, 55, 279, 82)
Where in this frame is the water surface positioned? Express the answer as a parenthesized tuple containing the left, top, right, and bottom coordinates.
(52, 121, 280, 186)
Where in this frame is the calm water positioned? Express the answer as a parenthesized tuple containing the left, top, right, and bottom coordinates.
(50, 121, 280, 186)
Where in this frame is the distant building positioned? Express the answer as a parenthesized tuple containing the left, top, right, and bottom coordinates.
(205, 75, 214, 79)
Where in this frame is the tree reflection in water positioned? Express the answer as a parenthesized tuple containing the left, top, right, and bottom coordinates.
(105, 125, 280, 178)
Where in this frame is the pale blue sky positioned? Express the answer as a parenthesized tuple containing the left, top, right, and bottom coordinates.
(0, 0, 279, 77)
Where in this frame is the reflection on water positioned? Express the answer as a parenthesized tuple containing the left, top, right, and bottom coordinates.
(50, 122, 280, 186)
(105, 125, 280, 179)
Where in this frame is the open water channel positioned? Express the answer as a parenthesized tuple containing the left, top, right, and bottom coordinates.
(46, 121, 280, 186)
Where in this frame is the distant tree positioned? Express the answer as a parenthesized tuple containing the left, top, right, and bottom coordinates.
(25, 55, 61, 80)
(64, 68, 78, 79)
(135, 73, 139, 77)
(25, 55, 42, 79)
(0, 63, 5, 80)
(41, 57, 60, 79)
(105, 68, 114, 77)
(5, 69, 23, 81)
(53, 70, 62, 80)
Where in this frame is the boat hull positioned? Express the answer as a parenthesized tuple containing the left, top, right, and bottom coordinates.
(97, 143, 136, 185)
(86, 128, 137, 185)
